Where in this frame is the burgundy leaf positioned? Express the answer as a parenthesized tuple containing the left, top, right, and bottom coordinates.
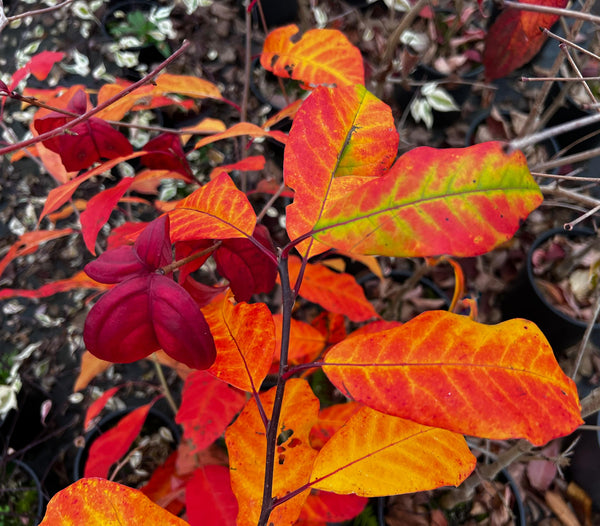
(67, 89, 87, 114)
(214, 225, 277, 302)
(142, 133, 192, 180)
(150, 275, 217, 369)
(181, 276, 228, 308)
(134, 215, 173, 272)
(84, 275, 161, 363)
(84, 246, 146, 284)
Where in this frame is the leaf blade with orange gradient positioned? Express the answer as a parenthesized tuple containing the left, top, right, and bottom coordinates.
(203, 293, 274, 393)
(311, 142, 542, 257)
(272, 314, 326, 371)
(225, 378, 319, 526)
(309, 406, 476, 496)
(261, 25, 364, 87)
(285, 85, 398, 257)
(287, 256, 378, 322)
(0, 228, 74, 277)
(154, 73, 222, 100)
(0, 270, 110, 300)
(193, 122, 287, 150)
(323, 311, 582, 446)
(39, 478, 187, 525)
(168, 172, 256, 242)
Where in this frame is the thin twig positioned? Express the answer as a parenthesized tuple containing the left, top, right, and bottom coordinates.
(256, 182, 286, 223)
(561, 43, 598, 109)
(571, 291, 600, 380)
(542, 27, 600, 62)
(502, 0, 600, 24)
(151, 355, 178, 415)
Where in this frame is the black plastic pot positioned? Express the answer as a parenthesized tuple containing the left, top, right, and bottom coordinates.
(500, 227, 600, 353)
(0, 459, 44, 526)
(73, 406, 180, 484)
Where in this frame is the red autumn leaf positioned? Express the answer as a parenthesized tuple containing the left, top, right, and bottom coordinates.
(483, 0, 568, 80)
(0, 228, 74, 277)
(309, 406, 476, 496)
(311, 312, 347, 346)
(0, 270, 110, 300)
(83, 386, 122, 431)
(107, 222, 147, 249)
(208, 155, 266, 180)
(80, 177, 135, 254)
(203, 292, 275, 392)
(34, 89, 133, 171)
(142, 133, 193, 180)
(225, 379, 319, 526)
(298, 490, 368, 524)
(169, 172, 257, 243)
(181, 276, 229, 308)
(38, 152, 146, 224)
(174, 239, 215, 284)
(311, 142, 543, 257)
(287, 256, 379, 322)
(40, 478, 187, 525)
(214, 225, 278, 302)
(261, 25, 364, 87)
(175, 371, 245, 454)
(323, 311, 583, 446)
(140, 451, 187, 515)
(285, 84, 398, 258)
(84, 402, 154, 478)
(83, 246, 147, 284)
(186, 465, 238, 526)
(9, 50, 64, 90)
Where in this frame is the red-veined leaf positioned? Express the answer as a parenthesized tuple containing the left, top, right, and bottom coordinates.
(81, 177, 135, 254)
(0, 270, 110, 300)
(175, 370, 245, 454)
(311, 142, 542, 257)
(84, 402, 154, 478)
(287, 256, 379, 322)
(309, 402, 362, 451)
(39, 478, 187, 525)
(225, 379, 319, 526)
(214, 225, 278, 302)
(298, 491, 368, 524)
(309, 406, 476, 496)
(285, 85, 398, 257)
(186, 465, 238, 526)
(203, 292, 274, 392)
(169, 172, 256, 242)
(323, 310, 582, 446)
(193, 122, 287, 151)
(38, 152, 147, 224)
(484, 1, 568, 81)
(0, 228, 74, 277)
(261, 25, 364, 87)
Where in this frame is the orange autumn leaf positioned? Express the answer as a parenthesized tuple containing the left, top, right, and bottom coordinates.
(284, 85, 398, 257)
(193, 122, 287, 151)
(39, 478, 187, 525)
(0, 228, 74, 277)
(261, 25, 364, 87)
(74, 352, 113, 393)
(203, 293, 274, 392)
(168, 172, 256, 243)
(324, 311, 583, 446)
(208, 155, 266, 180)
(262, 99, 303, 130)
(309, 406, 476, 496)
(309, 402, 362, 451)
(154, 73, 222, 100)
(47, 199, 87, 223)
(225, 379, 319, 526)
(130, 169, 192, 195)
(287, 256, 378, 322)
(0, 270, 110, 300)
(272, 314, 326, 370)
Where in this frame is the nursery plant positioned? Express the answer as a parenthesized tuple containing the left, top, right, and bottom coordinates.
(0, 3, 594, 525)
